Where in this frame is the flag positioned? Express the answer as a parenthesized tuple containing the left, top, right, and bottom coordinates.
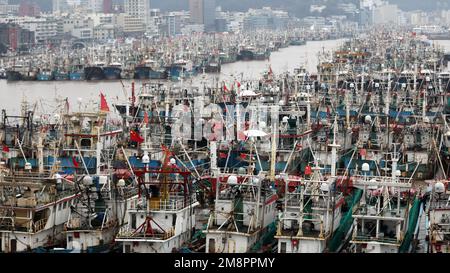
(240, 153, 248, 160)
(100, 92, 110, 112)
(236, 81, 241, 88)
(223, 84, 229, 92)
(130, 130, 144, 143)
(360, 148, 367, 157)
(72, 156, 79, 168)
(268, 65, 273, 75)
(2, 146, 9, 153)
(219, 152, 228, 159)
(143, 111, 149, 125)
(305, 165, 312, 175)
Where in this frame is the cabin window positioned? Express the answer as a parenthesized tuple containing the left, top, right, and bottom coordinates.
(280, 242, 287, 253)
(80, 138, 91, 148)
(125, 244, 131, 253)
(63, 202, 67, 209)
(68, 236, 73, 242)
(131, 214, 136, 229)
(57, 203, 61, 211)
(208, 239, 216, 253)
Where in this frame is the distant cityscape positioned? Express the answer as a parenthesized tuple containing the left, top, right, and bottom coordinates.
(0, 0, 449, 53)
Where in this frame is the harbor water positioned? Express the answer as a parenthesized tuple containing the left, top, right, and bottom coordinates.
(0, 39, 344, 115)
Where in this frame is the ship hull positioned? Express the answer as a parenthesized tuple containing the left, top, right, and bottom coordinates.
(54, 72, 69, 81)
(69, 71, 85, 80)
(134, 66, 151, 80)
(37, 72, 54, 81)
(84, 67, 104, 81)
(6, 71, 22, 81)
(149, 70, 168, 79)
(237, 50, 255, 61)
(103, 67, 122, 80)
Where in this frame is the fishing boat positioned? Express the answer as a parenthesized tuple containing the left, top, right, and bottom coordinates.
(0, 163, 80, 252)
(84, 62, 105, 81)
(275, 119, 346, 253)
(6, 65, 26, 81)
(54, 69, 70, 81)
(347, 146, 420, 253)
(103, 62, 122, 80)
(37, 68, 54, 81)
(426, 180, 450, 253)
(115, 148, 199, 253)
(69, 64, 85, 81)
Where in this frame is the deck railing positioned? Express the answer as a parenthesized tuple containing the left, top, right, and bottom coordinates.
(33, 218, 47, 233)
(117, 226, 175, 240)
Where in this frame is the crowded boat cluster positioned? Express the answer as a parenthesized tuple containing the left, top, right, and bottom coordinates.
(0, 29, 339, 82)
(1, 27, 450, 253)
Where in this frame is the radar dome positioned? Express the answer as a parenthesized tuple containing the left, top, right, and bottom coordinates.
(227, 175, 238, 185)
(362, 163, 370, 172)
(117, 179, 126, 187)
(320, 183, 329, 192)
(435, 182, 445, 194)
(24, 162, 32, 170)
(141, 152, 150, 164)
(83, 176, 93, 186)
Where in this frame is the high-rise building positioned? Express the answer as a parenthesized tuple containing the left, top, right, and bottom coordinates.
(124, 0, 150, 24)
(189, 0, 216, 31)
(102, 0, 112, 13)
(88, 0, 103, 13)
(18, 0, 40, 17)
(372, 4, 399, 25)
(203, 0, 215, 31)
(189, 0, 203, 24)
(52, 0, 69, 13)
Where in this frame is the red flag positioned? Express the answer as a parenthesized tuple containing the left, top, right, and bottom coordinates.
(305, 165, 312, 175)
(268, 65, 273, 75)
(143, 111, 149, 125)
(240, 153, 247, 160)
(100, 93, 110, 112)
(236, 81, 241, 88)
(2, 146, 9, 153)
(219, 152, 228, 159)
(223, 84, 229, 92)
(72, 156, 79, 168)
(360, 149, 367, 157)
(130, 130, 144, 143)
